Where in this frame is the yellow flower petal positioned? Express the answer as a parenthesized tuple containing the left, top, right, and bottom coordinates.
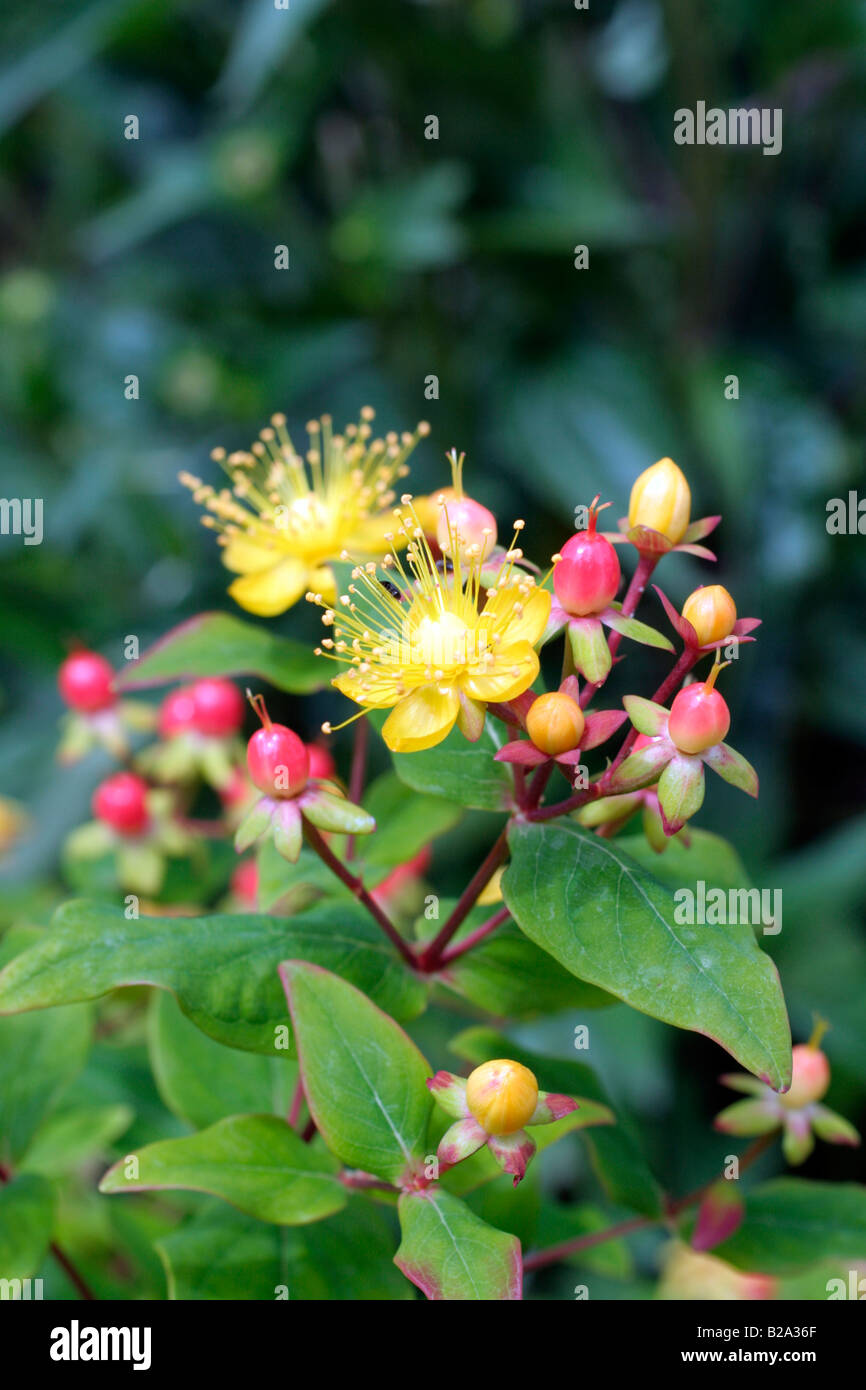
(461, 641, 539, 702)
(382, 686, 460, 752)
(483, 584, 551, 645)
(308, 565, 337, 605)
(222, 535, 284, 575)
(228, 557, 310, 616)
(332, 670, 406, 709)
(345, 508, 417, 555)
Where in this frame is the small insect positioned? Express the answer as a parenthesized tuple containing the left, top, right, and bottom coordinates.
(379, 579, 405, 601)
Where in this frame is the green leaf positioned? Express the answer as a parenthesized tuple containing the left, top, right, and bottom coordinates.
(148, 991, 296, 1130)
(395, 1187, 522, 1300)
(281, 962, 432, 1186)
(0, 899, 426, 1058)
(450, 1026, 661, 1216)
(617, 828, 751, 894)
(390, 717, 513, 811)
(116, 611, 325, 694)
(715, 1179, 866, 1275)
(360, 772, 463, 868)
(20, 1104, 133, 1178)
(0, 1174, 55, 1280)
(503, 821, 791, 1089)
(99, 1114, 346, 1226)
(157, 1196, 411, 1301)
(0, 990, 92, 1164)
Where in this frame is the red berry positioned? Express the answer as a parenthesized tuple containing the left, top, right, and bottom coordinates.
(554, 505, 621, 617)
(306, 743, 336, 781)
(191, 679, 244, 737)
(93, 772, 150, 836)
(782, 1045, 830, 1109)
(668, 682, 730, 755)
(247, 724, 308, 797)
(58, 651, 115, 713)
(159, 686, 198, 738)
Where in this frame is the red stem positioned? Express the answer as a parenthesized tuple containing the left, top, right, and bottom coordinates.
(303, 823, 418, 969)
(416, 829, 509, 971)
(438, 905, 511, 966)
(523, 1134, 775, 1273)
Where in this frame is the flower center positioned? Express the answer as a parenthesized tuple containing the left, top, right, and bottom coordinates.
(413, 610, 475, 672)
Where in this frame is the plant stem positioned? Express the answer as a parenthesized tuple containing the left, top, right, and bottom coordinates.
(417, 828, 509, 971)
(303, 823, 418, 969)
(288, 1078, 305, 1130)
(346, 716, 370, 860)
(438, 905, 511, 966)
(522, 1133, 775, 1273)
(50, 1242, 97, 1301)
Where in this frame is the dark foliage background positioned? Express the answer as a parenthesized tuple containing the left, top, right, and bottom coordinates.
(1, 0, 864, 1297)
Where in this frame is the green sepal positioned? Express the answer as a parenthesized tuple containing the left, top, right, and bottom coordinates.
(301, 788, 375, 835)
(456, 691, 486, 742)
(602, 609, 674, 652)
(702, 741, 759, 797)
(117, 843, 166, 896)
(271, 801, 303, 863)
(811, 1105, 861, 1147)
(657, 754, 705, 833)
(234, 797, 274, 853)
(568, 616, 611, 684)
(713, 1099, 780, 1137)
(623, 695, 670, 736)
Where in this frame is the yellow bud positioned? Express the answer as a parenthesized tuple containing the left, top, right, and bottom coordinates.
(682, 585, 737, 646)
(628, 457, 691, 544)
(466, 1059, 539, 1135)
(526, 692, 585, 755)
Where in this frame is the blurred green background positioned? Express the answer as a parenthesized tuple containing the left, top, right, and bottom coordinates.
(1, 0, 865, 1287)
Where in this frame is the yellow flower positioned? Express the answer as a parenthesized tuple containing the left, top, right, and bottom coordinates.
(311, 499, 550, 753)
(180, 408, 430, 616)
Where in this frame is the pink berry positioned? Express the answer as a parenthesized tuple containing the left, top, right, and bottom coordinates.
(782, 1045, 831, 1109)
(93, 772, 150, 836)
(58, 651, 115, 713)
(247, 725, 308, 797)
(159, 686, 198, 738)
(192, 679, 245, 737)
(554, 506, 621, 617)
(437, 494, 497, 562)
(306, 743, 336, 781)
(668, 682, 730, 755)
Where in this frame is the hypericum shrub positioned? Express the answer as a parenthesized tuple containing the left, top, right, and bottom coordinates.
(3, 409, 859, 1303)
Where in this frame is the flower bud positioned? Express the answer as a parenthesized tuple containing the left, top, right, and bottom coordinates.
(682, 585, 737, 646)
(668, 666, 730, 755)
(465, 1059, 539, 1136)
(782, 1043, 830, 1110)
(526, 691, 585, 755)
(628, 457, 691, 544)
